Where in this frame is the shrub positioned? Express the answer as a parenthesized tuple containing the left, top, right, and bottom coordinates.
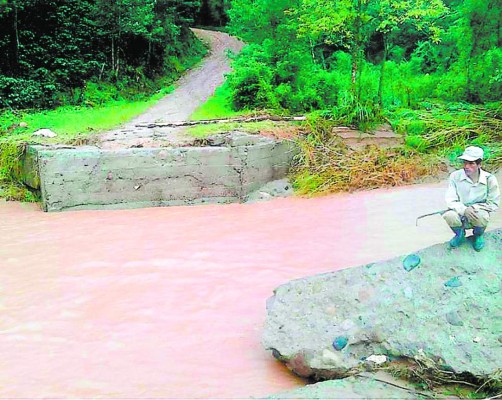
(0, 77, 58, 108)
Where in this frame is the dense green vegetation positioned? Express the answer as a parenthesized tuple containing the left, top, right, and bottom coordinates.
(0, 0, 206, 109)
(226, 0, 501, 113)
(0, 0, 211, 199)
(221, 0, 501, 194)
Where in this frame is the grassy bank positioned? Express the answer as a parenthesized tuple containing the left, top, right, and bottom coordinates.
(189, 82, 250, 121)
(291, 102, 502, 196)
(2, 72, 500, 202)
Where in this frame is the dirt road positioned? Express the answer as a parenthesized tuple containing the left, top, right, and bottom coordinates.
(1, 175, 501, 398)
(98, 29, 244, 149)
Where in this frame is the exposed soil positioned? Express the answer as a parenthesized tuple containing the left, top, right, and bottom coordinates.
(97, 29, 244, 149)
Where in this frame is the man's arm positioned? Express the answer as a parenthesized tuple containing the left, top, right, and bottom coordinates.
(445, 175, 467, 215)
(474, 175, 500, 213)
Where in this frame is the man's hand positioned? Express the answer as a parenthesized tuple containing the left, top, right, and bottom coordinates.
(464, 206, 477, 221)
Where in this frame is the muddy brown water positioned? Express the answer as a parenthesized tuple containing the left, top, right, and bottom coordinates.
(1, 179, 501, 398)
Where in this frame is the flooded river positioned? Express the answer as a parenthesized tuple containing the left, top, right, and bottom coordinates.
(1, 179, 500, 398)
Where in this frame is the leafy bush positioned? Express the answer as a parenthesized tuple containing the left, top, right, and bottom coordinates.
(0, 77, 58, 108)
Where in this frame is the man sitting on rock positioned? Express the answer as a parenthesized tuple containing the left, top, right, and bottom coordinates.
(443, 146, 500, 251)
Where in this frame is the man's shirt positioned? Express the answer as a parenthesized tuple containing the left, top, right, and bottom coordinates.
(445, 168, 500, 215)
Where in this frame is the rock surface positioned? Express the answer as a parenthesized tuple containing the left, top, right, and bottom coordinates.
(267, 375, 430, 399)
(245, 179, 293, 203)
(263, 228, 502, 383)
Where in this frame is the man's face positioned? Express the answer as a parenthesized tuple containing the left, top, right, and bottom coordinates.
(463, 160, 479, 178)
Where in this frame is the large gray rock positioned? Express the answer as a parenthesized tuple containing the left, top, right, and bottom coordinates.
(263, 229, 502, 384)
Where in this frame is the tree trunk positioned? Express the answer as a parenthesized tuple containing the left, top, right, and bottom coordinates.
(377, 36, 388, 108)
(352, 0, 363, 100)
(309, 38, 316, 64)
(111, 36, 115, 74)
(147, 39, 152, 72)
(11, 2, 20, 74)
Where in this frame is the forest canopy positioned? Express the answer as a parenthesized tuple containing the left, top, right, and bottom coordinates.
(0, 0, 500, 116)
(0, 0, 206, 108)
(226, 0, 501, 115)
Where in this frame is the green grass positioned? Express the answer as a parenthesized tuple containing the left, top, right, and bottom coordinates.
(0, 88, 173, 144)
(0, 87, 177, 201)
(190, 82, 250, 120)
(388, 102, 502, 170)
(185, 120, 299, 138)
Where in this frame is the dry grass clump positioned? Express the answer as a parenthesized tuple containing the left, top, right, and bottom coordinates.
(291, 131, 446, 196)
(418, 107, 502, 150)
(403, 105, 502, 171)
(382, 354, 501, 396)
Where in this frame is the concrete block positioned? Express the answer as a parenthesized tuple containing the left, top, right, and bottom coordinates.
(23, 132, 297, 211)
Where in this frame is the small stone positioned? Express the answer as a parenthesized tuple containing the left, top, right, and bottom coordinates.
(341, 319, 355, 331)
(473, 337, 481, 343)
(332, 336, 348, 351)
(403, 254, 421, 271)
(272, 349, 282, 359)
(444, 277, 462, 288)
(404, 287, 413, 299)
(365, 355, 387, 365)
(322, 349, 342, 365)
(32, 128, 57, 138)
(446, 311, 464, 326)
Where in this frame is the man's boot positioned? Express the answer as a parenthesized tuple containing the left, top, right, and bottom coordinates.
(472, 227, 486, 252)
(449, 227, 465, 248)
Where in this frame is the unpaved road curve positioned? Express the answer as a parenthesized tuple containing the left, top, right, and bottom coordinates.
(0, 175, 501, 398)
(98, 29, 244, 149)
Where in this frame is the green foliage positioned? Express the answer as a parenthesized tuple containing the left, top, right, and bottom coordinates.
(0, 139, 39, 202)
(190, 82, 247, 120)
(0, 140, 22, 181)
(225, 0, 500, 119)
(391, 103, 502, 169)
(0, 0, 205, 109)
(226, 48, 276, 109)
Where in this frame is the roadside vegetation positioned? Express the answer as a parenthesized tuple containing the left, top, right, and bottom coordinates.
(222, 0, 501, 196)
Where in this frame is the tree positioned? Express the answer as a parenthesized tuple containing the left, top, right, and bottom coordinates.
(0, 0, 204, 108)
(294, 0, 371, 97)
(372, 0, 447, 106)
(447, 0, 502, 102)
(295, 0, 448, 106)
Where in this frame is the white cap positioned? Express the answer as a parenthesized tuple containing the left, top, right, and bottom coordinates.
(458, 146, 484, 161)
